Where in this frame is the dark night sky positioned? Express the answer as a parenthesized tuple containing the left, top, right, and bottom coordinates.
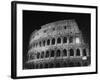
(23, 10, 91, 66)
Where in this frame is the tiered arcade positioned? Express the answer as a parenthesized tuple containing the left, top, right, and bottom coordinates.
(25, 20, 90, 69)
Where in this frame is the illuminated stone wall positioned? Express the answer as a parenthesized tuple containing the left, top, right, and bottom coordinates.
(26, 20, 90, 69)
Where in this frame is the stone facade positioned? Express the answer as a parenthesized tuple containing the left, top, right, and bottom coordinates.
(25, 20, 90, 69)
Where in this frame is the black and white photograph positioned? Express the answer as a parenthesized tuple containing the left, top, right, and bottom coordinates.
(11, 1, 97, 79)
(23, 11, 91, 69)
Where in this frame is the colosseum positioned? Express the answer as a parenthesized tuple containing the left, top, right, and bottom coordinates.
(25, 20, 90, 69)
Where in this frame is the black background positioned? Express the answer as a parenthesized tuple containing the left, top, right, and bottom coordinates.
(23, 10, 91, 68)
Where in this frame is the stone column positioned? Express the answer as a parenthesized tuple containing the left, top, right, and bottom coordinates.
(74, 48, 76, 57)
(80, 48, 83, 57)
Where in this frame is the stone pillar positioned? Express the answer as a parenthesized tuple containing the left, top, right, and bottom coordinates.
(55, 38, 56, 45)
(44, 51, 46, 59)
(61, 48, 63, 58)
(61, 36, 63, 45)
(86, 48, 89, 56)
(80, 48, 83, 57)
(74, 48, 76, 57)
(67, 36, 69, 44)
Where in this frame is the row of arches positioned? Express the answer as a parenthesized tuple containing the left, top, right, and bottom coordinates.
(26, 59, 89, 69)
(31, 36, 74, 48)
(29, 48, 87, 60)
(33, 61, 89, 69)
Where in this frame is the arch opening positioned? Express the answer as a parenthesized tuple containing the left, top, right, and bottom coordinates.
(69, 49, 74, 56)
(83, 49, 87, 56)
(76, 49, 80, 56)
(63, 49, 67, 56)
(57, 37, 61, 44)
(45, 50, 49, 58)
(51, 50, 55, 57)
(52, 38, 55, 45)
(63, 37, 67, 43)
(56, 49, 61, 57)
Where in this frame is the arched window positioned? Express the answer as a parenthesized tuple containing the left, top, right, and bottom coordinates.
(51, 50, 55, 57)
(69, 49, 74, 56)
(52, 28, 55, 31)
(56, 63, 60, 67)
(49, 63, 54, 68)
(57, 37, 61, 44)
(63, 62, 67, 67)
(43, 40, 45, 46)
(56, 49, 60, 57)
(69, 36, 73, 43)
(76, 62, 81, 66)
(37, 52, 40, 59)
(40, 64, 43, 68)
(83, 49, 87, 56)
(32, 64, 35, 69)
(41, 51, 44, 58)
(36, 64, 38, 69)
(69, 62, 74, 67)
(47, 39, 50, 45)
(76, 49, 80, 56)
(52, 38, 55, 45)
(63, 49, 67, 56)
(30, 54, 34, 59)
(44, 63, 48, 68)
(64, 26, 67, 29)
(39, 41, 41, 47)
(63, 37, 67, 43)
(45, 50, 49, 58)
